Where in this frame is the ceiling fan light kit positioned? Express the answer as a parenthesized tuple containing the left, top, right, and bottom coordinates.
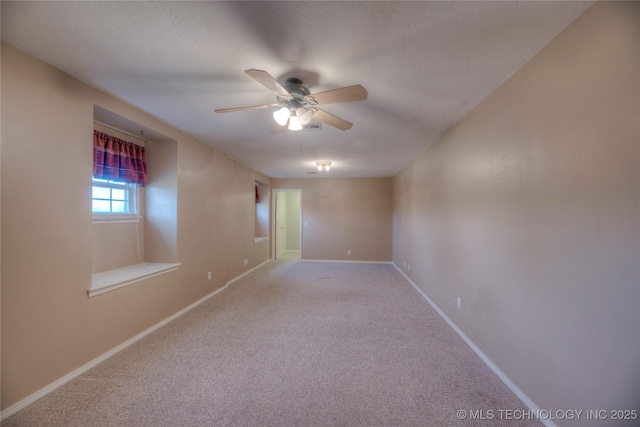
(273, 107, 290, 126)
(288, 114, 303, 131)
(215, 70, 367, 132)
(296, 107, 313, 126)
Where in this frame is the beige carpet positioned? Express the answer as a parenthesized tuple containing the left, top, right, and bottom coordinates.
(2, 261, 540, 426)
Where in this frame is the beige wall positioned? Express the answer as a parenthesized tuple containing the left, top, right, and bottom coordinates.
(392, 1, 639, 419)
(273, 178, 392, 262)
(144, 138, 178, 263)
(1, 43, 271, 409)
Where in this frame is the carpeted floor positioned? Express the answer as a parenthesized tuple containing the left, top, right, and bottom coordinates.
(2, 261, 540, 426)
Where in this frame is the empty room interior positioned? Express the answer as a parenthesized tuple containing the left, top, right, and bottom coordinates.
(1, 1, 638, 426)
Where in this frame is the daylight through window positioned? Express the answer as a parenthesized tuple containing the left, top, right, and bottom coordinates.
(92, 178, 138, 220)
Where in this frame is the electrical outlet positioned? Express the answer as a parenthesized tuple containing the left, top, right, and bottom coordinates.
(457, 297, 461, 309)
(347, 250, 351, 256)
(207, 272, 211, 280)
(243, 259, 248, 266)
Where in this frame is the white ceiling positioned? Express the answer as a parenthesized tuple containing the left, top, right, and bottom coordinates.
(1, 1, 593, 178)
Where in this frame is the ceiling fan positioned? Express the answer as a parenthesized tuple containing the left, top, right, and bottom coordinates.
(214, 69, 368, 132)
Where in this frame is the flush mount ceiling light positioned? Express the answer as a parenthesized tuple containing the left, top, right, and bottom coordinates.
(316, 161, 332, 172)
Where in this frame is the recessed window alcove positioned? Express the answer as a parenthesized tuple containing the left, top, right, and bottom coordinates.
(90, 106, 179, 297)
(254, 180, 270, 244)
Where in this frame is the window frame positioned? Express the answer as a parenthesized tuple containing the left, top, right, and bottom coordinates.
(92, 178, 140, 224)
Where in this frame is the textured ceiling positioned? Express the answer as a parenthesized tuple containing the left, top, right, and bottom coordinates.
(1, 1, 593, 178)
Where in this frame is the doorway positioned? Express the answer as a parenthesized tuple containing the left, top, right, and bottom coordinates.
(273, 189, 302, 260)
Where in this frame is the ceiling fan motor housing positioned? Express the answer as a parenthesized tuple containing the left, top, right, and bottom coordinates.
(275, 77, 314, 121)
(284, 78, 311, 99)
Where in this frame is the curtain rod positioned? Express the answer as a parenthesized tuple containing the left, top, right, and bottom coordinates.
(94, 120, 148, 142)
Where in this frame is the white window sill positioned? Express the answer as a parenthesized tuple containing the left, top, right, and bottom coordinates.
(254, 237, 270, 244)
(89, 262, 181, 297)
(92, 214, 142, 225)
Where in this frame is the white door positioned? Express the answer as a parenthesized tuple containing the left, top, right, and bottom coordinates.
(274, 190, 301, 260)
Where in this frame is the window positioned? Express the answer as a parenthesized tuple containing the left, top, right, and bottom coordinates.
(92, 177, 139, 222)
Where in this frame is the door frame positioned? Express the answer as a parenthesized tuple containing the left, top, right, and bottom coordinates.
(272, 189, 302, 260)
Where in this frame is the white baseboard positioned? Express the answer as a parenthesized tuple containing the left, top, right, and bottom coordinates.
(302, 259, 393, 264)
(1, 260, 271, 421)
(391, 263, 555, 427)
(226, 259, 271, 286)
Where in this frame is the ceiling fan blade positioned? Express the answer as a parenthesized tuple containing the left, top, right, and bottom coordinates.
(272, 123, 287, 134)
(306, 85, 368, 105)
(214, 103, 277, 113)
(245, 69, 293, 99)
(312, 109, 353, 131)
